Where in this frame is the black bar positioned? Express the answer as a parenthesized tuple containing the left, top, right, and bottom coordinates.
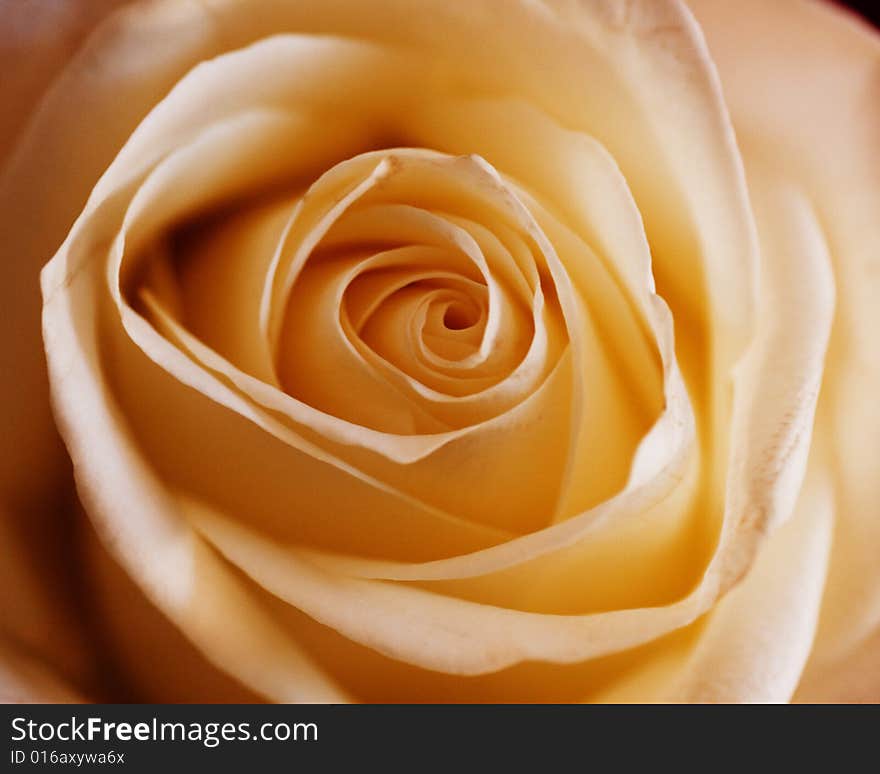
(2, 704, 876, 770)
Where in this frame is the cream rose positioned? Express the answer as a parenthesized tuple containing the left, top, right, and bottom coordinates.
(1, 0, 878, 703)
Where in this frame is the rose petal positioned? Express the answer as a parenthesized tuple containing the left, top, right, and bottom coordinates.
(687, 0, 880, 701)
(0, 638, 85, 704)
(667, 464, 833, 703)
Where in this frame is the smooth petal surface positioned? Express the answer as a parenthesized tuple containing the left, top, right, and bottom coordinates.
(668, 466, 832, 703)
(688, 0, 880, 703)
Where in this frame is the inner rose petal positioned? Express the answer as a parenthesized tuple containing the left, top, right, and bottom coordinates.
(114, 141, 663, 535)
(263, 152, 546, 415)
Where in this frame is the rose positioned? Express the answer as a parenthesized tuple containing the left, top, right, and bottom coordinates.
(0, 0, 877, 704)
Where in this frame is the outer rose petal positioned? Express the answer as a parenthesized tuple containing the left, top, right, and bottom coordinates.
(0, 0, 133, 701)
(687, 0, 880, 703)
(0, 0, 167, 508)
(0, 637, 85, 704)
(594, 461, 833, 703)
(594, 168, 837, 703)
(0, 0, 133, 166)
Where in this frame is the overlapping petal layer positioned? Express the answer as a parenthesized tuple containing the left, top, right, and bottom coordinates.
(12, 0, 857, 702)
